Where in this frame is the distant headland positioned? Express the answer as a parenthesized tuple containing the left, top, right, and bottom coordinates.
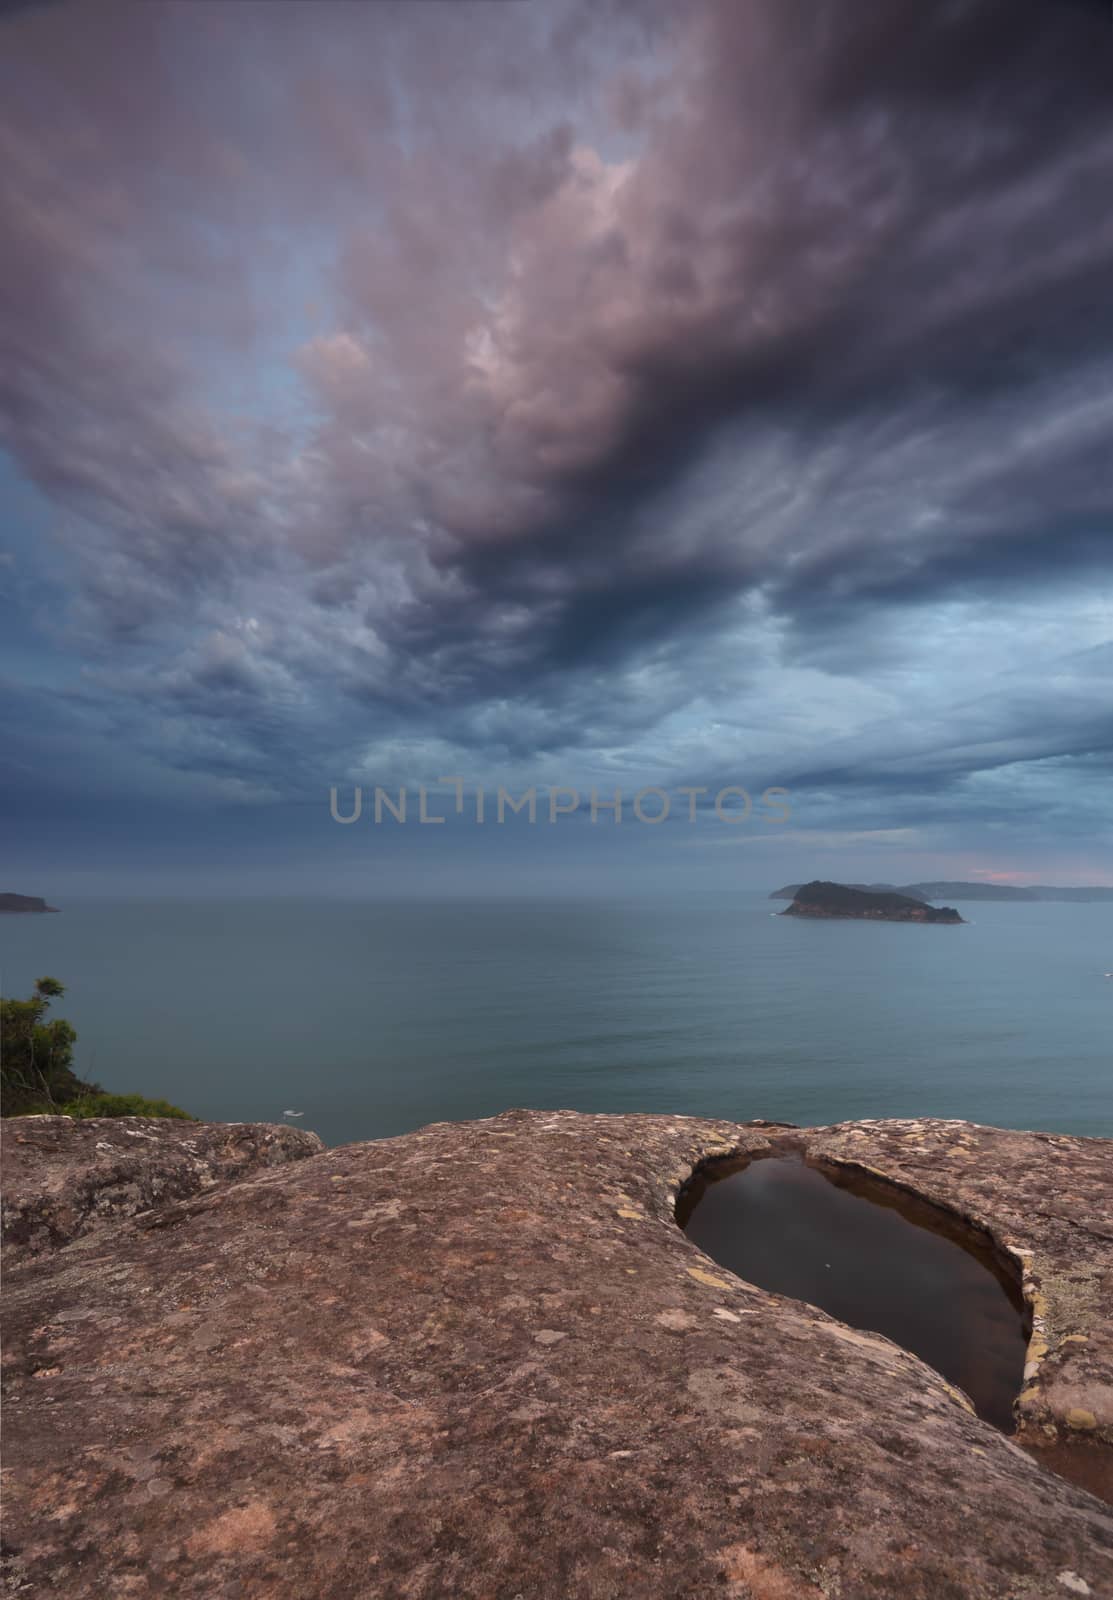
(0, 894, 59, 914)
(771, 880, 1113, 903)
(781, 881, 963, 923)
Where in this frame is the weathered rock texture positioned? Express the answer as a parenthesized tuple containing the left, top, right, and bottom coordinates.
(1, 1115, 324, 1261)
(2, 1111, 1111, 1599)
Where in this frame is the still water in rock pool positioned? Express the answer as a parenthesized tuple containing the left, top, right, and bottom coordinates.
(677, 1154, 1030, 1432)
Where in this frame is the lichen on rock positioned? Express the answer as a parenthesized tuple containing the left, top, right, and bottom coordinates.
(1, 1114, 324, 1261)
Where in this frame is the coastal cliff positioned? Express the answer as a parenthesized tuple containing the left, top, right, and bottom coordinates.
(783, 880, 964, 923)
(2, 1111, 1110, 1598)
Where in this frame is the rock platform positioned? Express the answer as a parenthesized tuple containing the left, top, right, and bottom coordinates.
(2, 1110, 1111, 1598)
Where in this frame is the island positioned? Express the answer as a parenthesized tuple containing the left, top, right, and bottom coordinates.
(0, 893, 59, 914)
(781, 880, 963, 922)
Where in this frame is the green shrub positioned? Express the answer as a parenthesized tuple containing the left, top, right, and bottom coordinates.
(1, 978, 191, 1119)
(58, 1091, 194, 1121)
(1, 977, 86, 1114)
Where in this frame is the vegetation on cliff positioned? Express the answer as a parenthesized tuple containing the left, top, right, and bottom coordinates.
(0, 977, 191, 1119)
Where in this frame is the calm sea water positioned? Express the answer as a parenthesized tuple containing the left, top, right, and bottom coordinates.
(1, 893, 1110, 1146)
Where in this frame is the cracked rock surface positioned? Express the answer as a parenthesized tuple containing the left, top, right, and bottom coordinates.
(2, 1109, 1111, 1599)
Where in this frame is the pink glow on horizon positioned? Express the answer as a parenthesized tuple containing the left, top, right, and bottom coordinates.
(962, 865, 1113, 888)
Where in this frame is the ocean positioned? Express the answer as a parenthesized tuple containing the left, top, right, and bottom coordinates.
(2, 892, 1110, 1147)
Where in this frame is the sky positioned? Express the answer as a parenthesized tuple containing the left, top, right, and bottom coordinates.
(1, 0, 1111, 897)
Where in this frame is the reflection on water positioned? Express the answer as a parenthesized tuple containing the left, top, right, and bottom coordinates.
(678, 1153, 1029, 1432)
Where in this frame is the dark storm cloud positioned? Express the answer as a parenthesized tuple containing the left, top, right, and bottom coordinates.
(285, 0, 1113, 704)
(1, 0, 1111, 864)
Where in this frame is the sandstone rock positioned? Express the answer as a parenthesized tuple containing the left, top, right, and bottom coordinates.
(1, 1114, 324, 1261)
(2, 1110, 1111, 1599)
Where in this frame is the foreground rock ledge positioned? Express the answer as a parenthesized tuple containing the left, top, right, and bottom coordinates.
(2, 1111, 1111, 1600)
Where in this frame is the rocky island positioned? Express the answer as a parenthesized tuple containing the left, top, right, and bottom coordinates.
(0, 892, 59, 913)
(2, 1109, 1110, 1598)
(782, 880, 964, 923)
